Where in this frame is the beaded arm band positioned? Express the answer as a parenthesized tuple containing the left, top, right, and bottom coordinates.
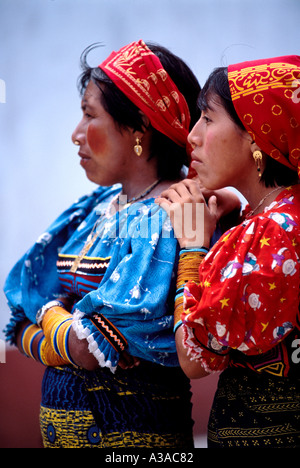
(40, 305, 128, 369)
(40, 306, 77, 366)
(174, 247, 208, 333)
(89, 313, 128, 355)
(20, 323, 69, 366)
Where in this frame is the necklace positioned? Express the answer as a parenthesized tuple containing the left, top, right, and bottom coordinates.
(70, 179, 161, 273)
(70, 218, 103, 273)
(117, 178, 161, 208)
(246, 186, 283, 219)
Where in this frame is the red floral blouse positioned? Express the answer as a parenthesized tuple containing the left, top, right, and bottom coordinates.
(182, 185, 300, 375)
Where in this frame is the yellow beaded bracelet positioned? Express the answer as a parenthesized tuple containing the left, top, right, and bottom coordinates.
(174, 248, 208, 332)
(20, 322, 68, 366)
(21, 323, 43, 359)
(38, 336, 69, 367)
(41, 306, 76, 366)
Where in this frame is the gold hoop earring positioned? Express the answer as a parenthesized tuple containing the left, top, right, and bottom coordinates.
(134, 138, 143, 157)
(253, 150, 263, 178)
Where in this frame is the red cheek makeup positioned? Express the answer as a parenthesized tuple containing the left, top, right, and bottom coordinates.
(87, 124, 108, 155)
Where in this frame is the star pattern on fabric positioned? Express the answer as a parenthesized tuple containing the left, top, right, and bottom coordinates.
(220, 297, 230, 309)
(181, 186, 300, 374)
(222, 232, 232, 243)
(203, 280, 211, 288)
(260, 236, 271, 248)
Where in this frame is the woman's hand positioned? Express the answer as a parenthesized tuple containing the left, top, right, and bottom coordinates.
(118, 352, 141, 370)
(201, 187, 241, 222)
(156, 179, 218, 249)
(67, 326, 140, 371)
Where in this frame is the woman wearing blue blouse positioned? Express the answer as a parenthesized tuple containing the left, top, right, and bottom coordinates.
(4, 40, 240, 448)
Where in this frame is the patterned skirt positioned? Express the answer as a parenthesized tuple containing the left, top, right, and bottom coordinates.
(40, 361, 194, 448)
(208, 367, 300, 448)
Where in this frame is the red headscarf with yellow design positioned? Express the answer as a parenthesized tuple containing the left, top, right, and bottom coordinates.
(228, 55, 300, 177)
(99, 39, 194, 173)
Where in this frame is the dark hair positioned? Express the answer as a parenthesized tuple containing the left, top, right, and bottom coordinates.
(78, 43, 201, 181)
(199, 67, 298, 188)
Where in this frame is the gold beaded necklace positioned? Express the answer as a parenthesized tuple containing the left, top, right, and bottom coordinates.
(245, 186, 283, 219)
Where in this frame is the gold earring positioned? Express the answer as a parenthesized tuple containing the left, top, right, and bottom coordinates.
(134, 138, 143, 157)
(253, 150, 263, 178)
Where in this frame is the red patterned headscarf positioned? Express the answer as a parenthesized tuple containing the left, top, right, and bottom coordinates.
(228, 56, 300, 176)
(99, 39, 192, 156)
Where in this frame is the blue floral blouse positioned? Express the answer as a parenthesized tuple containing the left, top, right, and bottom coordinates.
(4, 185, 182, 371)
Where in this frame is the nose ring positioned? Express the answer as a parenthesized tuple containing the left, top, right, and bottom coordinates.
(74, 140, 80, 146)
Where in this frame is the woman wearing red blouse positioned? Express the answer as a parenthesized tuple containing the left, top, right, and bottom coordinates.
(157, 56, 300, 448)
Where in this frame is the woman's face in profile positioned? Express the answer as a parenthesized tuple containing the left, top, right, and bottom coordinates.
(72, 80, 134, 187)
(188, 95, 252, 192)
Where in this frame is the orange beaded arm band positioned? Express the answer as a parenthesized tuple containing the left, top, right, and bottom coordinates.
(39, 305, 77, 366)
(20, 322, 69, 366)
(174, 248, 208, 333)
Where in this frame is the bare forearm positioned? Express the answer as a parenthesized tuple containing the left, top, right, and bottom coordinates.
(175, 327, 209, 379)
(68, 326, 99, 370)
